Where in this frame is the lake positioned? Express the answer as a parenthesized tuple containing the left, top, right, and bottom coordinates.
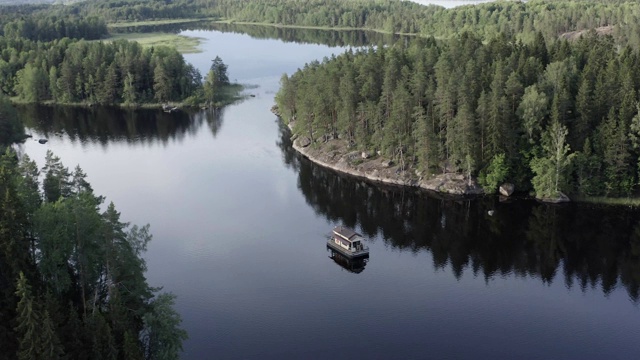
(17, 27, 640, 359)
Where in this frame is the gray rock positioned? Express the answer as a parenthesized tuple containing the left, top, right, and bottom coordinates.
(38, 139, 48, 144)
(361, 151, 371, 159)
(421, 173, 484, 195)
(540, 191, 571, 203)
(499, 183, 515, 197)
(299, 137, 311, 147)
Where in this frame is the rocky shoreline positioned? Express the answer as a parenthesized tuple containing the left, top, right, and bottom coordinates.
(289, 127, 484, 196)
(272, 100, 569, 201)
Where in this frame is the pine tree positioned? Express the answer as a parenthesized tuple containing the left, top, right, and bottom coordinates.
(42, 150, 71, 203)
(574, 77, 594, 150)
(89, 312, 118, 360)
(122, 73, 137, 105)
(0, 150, 31, 280)
(599, 108, 633, 196)
(153, 63, 171, 103)
(15, 273, 41, 360)
(209, 56, 229, 85)
(123, 330, 143, 360)
(39, 310, 63, 360)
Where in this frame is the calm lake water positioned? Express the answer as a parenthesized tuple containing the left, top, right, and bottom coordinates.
(18, 28, 640, 359)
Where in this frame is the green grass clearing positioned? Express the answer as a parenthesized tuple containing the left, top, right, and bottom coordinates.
(105, 32, 203, 53)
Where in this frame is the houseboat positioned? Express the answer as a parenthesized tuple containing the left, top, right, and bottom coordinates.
(327, 226, 369, 259)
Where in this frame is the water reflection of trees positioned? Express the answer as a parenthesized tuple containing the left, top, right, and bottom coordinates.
(277, 126, 640, 301)
(203, 22, 399, 47)
(110, 22, 399, 47)
(18, 105, 223, 147)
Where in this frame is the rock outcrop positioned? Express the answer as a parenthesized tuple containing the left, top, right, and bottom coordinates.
(290, 134, 483, 195)
(499, 183, 515, 197)
(539, 191, 570, 203)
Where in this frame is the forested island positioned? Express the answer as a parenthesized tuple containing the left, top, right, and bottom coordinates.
(0, 5, 239, 108)
(0, 35, 237, 108)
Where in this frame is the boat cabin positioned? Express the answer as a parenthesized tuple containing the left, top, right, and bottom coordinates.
(331, 225, 366, 252)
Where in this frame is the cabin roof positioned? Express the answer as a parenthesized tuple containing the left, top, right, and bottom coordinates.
(333, 226, 359, 241)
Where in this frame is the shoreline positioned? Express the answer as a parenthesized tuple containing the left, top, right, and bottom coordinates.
(289, 130, 640, 206)
(10, 84, 247, 110)
(288, 124, 484, 196)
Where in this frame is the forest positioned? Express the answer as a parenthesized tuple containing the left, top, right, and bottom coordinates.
(4, 1, 640, 48)
(276, 32, 640, 199)
(0, 125, 187, 359)
(2, 0, 640, 107)
(0, 36, 236, 107)
(1, 37, 202, 105)
(0, 0, 248, 107)
(1, 0, 640, 358)
(4, 0, 639, 48)
(0, 91, 188, 359)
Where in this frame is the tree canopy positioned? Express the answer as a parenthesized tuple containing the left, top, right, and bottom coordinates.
(0, 148, 188, 359)
(276, 32, 640, 198)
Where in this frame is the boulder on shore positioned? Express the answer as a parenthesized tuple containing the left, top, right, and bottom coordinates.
(539, 191, 570, 203)
(499, 183, 515, 197)
(420, 173, 484, 195)
(299, 137, 311, 148)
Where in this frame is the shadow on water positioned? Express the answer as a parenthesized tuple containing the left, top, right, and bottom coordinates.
(17, 104, 224, 147)
(276, 120, 640, 302)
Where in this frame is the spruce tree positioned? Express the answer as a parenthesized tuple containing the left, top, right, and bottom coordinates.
(15, 273, 41, 360)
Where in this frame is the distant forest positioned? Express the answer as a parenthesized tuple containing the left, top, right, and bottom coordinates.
(3, 0, 640, 47)
(2, 0, 640, 106)
(3, 1, 640, 46)
(0, 37, 204, 105)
